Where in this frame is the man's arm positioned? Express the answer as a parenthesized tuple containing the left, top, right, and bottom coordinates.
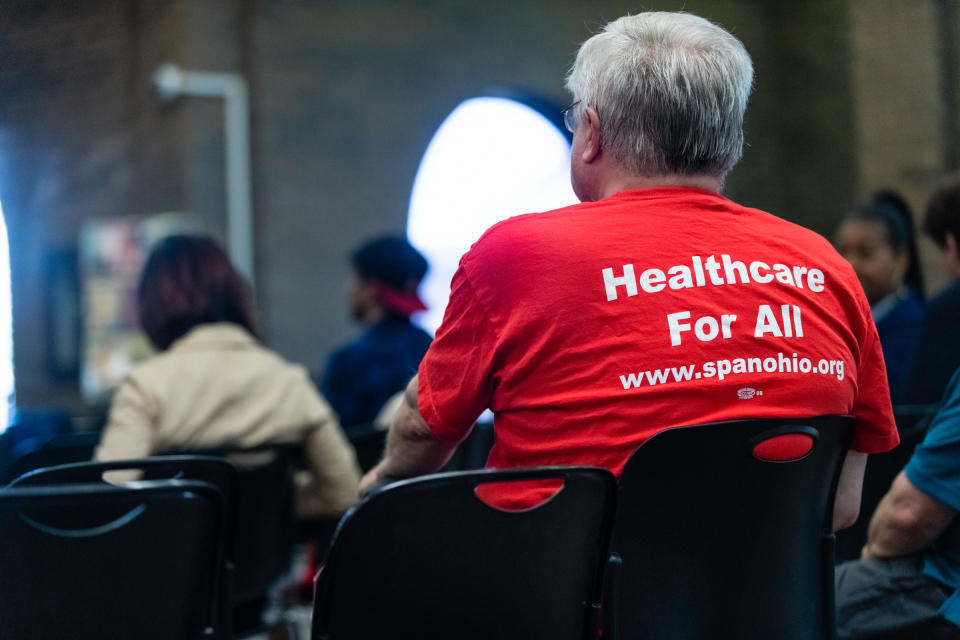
(358, 375, 461, 496)
(862, 471, 956, 558)
(833, 450, 868, 531)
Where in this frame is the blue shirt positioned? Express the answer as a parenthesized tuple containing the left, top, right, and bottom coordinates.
(322, 317, 433, 428)
(873, 288, 924, 404)
(907, 280, 960, 404)
(905, 367, 960, 626)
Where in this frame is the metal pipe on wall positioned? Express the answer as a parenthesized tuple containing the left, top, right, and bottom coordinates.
(152, 63, 255, 287)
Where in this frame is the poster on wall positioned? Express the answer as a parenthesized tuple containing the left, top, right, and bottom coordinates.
(80, 212, 201, 401)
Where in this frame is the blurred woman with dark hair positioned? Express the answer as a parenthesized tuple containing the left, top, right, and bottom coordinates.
(836, 190, 926, 403)
(95, 234, 360, 515)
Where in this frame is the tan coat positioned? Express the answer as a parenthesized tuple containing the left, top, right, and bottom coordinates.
(95, 323, 361, 516)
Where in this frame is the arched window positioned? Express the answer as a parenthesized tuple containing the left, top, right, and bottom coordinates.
(407, 94, 577, 333)
(0, 199, 14, 432)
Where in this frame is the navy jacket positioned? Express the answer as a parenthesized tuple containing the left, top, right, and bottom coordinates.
(322, 317, 433, 427)
(875, 288, 925, 404)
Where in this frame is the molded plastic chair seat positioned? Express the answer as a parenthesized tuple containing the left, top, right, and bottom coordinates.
(0, 479, 225, 639)
(312, 467, 616, 640)
(606, 415, 853, 640)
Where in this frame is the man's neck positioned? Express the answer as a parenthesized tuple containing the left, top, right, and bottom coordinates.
(596, 173, 724, 201)
(583, 156, 725, 201)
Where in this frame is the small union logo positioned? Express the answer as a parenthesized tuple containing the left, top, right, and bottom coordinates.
(738, 388, 763, 400)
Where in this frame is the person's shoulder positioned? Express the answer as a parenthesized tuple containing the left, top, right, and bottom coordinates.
(247, 346, 323, 398)
(899, 289, 927, 319)
(739, 203, 835, 248)
(927, 280, 960, 311)
(324, 329, 380, 377)
(122, 348, 180, 384)
(743, 203, 860, 275)
(882, 294, 926, 330)
(398, 320, 433, 344)
(326, 337, 363, 363)
(482, 201, 587, 236)
(460, 201, 592, 264)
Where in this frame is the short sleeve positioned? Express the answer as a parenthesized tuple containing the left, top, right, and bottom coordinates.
(906, 369, 960, 510)
(418, 263, 498, 443)
(850, 299, 900, 453)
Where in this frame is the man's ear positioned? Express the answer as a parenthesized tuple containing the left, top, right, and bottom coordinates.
(580, 106, 602, 163)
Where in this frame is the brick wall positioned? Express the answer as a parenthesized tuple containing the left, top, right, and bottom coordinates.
(0, 0, 897, 410)
(848, 0, 960, 294)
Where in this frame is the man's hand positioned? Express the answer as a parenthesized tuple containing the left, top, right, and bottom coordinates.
(358, 462, 387, 498)
(356, 376, 462, 500)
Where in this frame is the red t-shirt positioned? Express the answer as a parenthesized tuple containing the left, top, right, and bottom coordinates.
(419, 187, 899, 502)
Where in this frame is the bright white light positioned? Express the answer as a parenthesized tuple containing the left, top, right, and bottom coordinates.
(407, 96, 577, 333)
(0, 199, 13, 432)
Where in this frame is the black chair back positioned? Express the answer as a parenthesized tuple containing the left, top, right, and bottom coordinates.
(607, 415, 853, 640)
(10, 455, 237, 633)
(11, 448, 296, 633)
(0, 479, 224, 639)
(215, 447, 297, 603)
(344, 424, 387, 473)
(313, 467, 616, 640)
(2, 429, 100, 483)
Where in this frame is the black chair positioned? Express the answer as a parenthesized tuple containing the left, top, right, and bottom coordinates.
(10, 455, 238, 634)
(11, 448, 296, 637)
(0, 479, 225, 639)
(345, 423, 388, 473)
(605, 415, 853, 640)
(167, 447, 298, 635)
(312, 467, 617, 640)
(834, 406, 937, 563)
(2, 429, 101, 483)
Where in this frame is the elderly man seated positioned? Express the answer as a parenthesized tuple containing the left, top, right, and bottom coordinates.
(360, 11, 899, 519)
(836, 367, 960, 637)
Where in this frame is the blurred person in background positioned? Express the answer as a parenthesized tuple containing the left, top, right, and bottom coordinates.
(322, 236, 432, 431)
(907, 184, 960, 405)
(95, 234, 360, 517)
(836, 364, 960, 637)
(836, 189, 925, 404)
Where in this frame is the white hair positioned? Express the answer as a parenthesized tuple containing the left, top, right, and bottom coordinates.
(565, 12, 754, 178)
